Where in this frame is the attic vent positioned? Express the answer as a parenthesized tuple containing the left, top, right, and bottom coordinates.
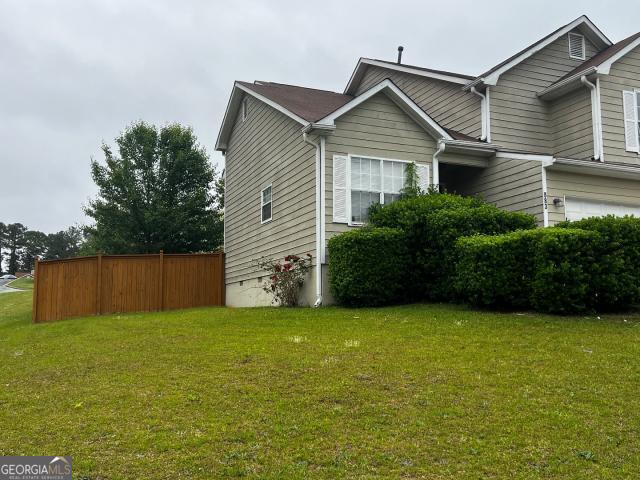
(568, 32, 586, 60)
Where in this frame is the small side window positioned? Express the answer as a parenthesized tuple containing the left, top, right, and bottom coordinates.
(242, 98, 248, 122)
(261, 185, 272, 223)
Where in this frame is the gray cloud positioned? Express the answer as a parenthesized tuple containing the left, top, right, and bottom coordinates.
(1, 0, 636, 232)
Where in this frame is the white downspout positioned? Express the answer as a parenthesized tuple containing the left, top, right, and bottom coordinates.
(581, 76, 602, 162)
(303, 132, 323, 307)
(470, 86, 488, 141)
(432, 141, 445, 191)
(595, 77, 604, 161)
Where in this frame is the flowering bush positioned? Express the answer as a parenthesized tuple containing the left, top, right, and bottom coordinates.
(256, 253, 312, 306)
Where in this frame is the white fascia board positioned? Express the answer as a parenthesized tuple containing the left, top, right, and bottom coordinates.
(596, 37, 640, 74)
(471, 16, 612, 88)
(496, 151, 555, 165)
(216, 83, 309, 151)
(319, 79, 453, 141)
(344, 58, 470, 94)
(552, 157, 640, 179)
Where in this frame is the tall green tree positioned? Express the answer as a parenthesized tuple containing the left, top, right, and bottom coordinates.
(5, 223, 26, 274)
(85, 121, 223, 254)
(45, 226, 84, 260)
(19, 230, 48, 271)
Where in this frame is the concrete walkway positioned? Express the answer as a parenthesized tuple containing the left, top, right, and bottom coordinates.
(0, 278, 22, 294)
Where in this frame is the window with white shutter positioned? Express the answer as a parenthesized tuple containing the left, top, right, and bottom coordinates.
(623, 90, 640, 153)
(332, 155, 349, 223)
(568, 32, 585, 60)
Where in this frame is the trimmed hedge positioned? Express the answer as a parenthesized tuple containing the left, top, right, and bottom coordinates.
(455, 228, 599, 314)
(369, 194, 537, 300)
(328, 227, 409, 307)
(556, 215, 640, 310)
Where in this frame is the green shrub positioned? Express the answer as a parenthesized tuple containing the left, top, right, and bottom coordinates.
(328, 227, 409, 307)
(455, 228, 600, 314)
(369, 194, 536, 300)
(556, 216, 640, 310)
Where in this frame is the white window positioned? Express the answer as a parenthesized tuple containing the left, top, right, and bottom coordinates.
(261, 185, 272, 223)
(568, 32, 586, 60)
(623, 90, 640, 153)
(349, 156, 411, 224)
(241, 98, 248, 122)
(332, 155, 429, 225)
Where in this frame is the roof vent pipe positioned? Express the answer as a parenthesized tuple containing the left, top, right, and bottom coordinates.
(397, 46, 404, 64)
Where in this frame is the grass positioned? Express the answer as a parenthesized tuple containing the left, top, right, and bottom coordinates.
(1, 292, 639, 479)
(7, 276, 34, 290)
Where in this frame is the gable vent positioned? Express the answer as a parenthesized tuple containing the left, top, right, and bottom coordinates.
(568, 32, 586, 60)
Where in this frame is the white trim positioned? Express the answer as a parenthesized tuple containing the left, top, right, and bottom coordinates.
(623, 89, 640, 154)
(344, 58, 471, 94)
(260, 184, 273, 224)
(552, 157, 640, 180)
(541, 165, 549, 227)
(537, 67, 598, 98)
(319, 79, 453, 141)
(494, 151, 555, 162)
(467, 16, 611, 87)
(568, 32, 586, 60)
(346, 153, 416, 226)
(596, 37, 640, 75)
(485, 87, 492, 142)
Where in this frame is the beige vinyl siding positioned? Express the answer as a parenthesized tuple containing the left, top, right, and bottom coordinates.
(550, 87, 594, 159)
(224, 95, 316, 284)
(355, 65, 482, 138)
(491, 29, 599, 153)
(325, 92, 436, 239)
(600, 44, 640, 165)
(547, 170, 640, 224)
(456, 157, 544, 224)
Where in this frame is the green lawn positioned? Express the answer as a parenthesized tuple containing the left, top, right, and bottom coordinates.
(7, 276, 34, 290)
(1, 292, 639, 479)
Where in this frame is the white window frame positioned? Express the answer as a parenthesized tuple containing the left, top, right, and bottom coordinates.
(346, 154, 413, 226)
(260, 184, 272, 224)
(623, 88, 640, 154)
(568, 32, 586, 60)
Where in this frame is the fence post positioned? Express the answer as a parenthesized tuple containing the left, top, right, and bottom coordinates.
(32, 257, 39, 323)
(96, 254, 102, 315)
(159, 250, 164, 311)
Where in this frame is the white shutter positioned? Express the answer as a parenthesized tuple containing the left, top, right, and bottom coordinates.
(416, 163, 430, 193)
(333, 155, 349, 223)
(623, 90, 639, 153)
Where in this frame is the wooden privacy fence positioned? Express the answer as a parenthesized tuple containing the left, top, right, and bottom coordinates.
(32, 252, 225, 322)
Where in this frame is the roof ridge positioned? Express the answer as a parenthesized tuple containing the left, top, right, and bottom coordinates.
(363, 58, 476, 80)
(252, 81, 347, 96)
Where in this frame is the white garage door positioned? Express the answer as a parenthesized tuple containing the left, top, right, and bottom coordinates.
(565, 197, 640, 221)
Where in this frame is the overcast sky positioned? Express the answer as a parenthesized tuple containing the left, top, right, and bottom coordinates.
(1, 0, 637, 233)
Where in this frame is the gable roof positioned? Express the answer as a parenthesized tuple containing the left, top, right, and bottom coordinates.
(464, 15, 611, 89)
(538, 30, 640, 99)
(316, 78, 454, 141)
(216, 78, 491, 152)
(344, 58, 474, 95)
(215, 81, 352, 150)
(237, 81, 353, 123)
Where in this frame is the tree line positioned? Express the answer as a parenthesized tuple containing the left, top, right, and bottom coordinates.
(0, 224, 86, 274)
(1, 121, 224, 274)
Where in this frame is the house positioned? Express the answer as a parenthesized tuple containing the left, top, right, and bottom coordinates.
(216, 15, 640, 307)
